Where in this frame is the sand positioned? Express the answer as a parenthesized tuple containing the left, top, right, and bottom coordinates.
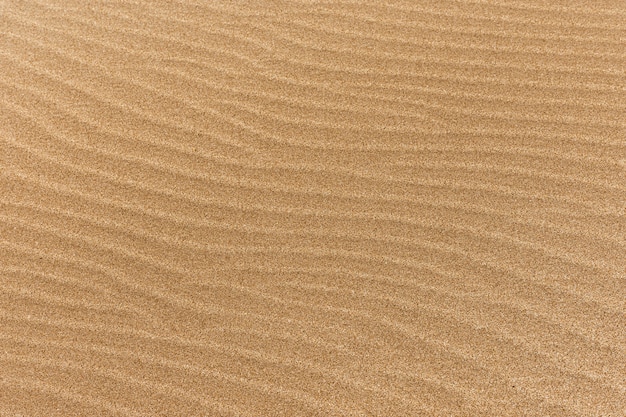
(0, 0, 625, 415)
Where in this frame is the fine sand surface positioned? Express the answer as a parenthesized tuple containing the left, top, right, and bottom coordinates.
(1, 0, 625, 416)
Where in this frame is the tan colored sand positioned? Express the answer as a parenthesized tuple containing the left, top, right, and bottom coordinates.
(0, 0, 625, 415)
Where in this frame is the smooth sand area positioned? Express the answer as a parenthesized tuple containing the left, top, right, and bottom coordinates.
(0, 0, 625, 415)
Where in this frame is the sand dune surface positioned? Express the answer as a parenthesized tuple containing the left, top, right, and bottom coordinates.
(0, 0, 625, 416)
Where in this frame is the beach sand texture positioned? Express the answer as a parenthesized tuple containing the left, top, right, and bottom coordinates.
(0, 0, 625, 415)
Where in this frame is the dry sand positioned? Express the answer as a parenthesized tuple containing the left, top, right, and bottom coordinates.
(1, 0, 625, 415)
